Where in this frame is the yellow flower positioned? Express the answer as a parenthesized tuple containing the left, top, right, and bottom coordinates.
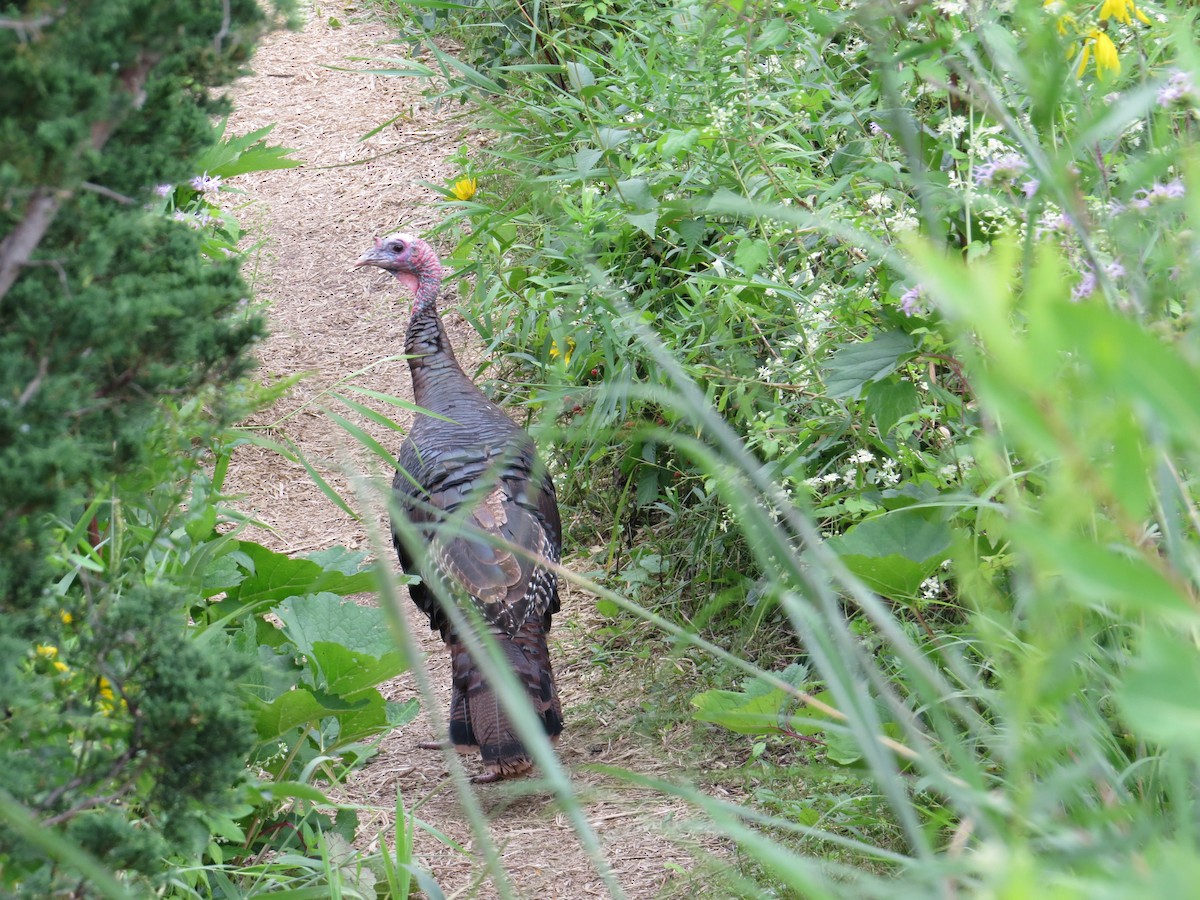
(1043, 0, 1075, 35)
(53, 661, 70, 673)
(96, 676, 126, 714)
(451, 177, 477, 201)
(1077, 29, 1121, 79)
(1099, 0, 1150, 25)
(1093, 31, 1120, 77)
(61, 611, 73, 625)
(549, 337, 576, 363)
(36, 644, 58, 659)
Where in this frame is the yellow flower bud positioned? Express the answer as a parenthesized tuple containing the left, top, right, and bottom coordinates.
(36, 644, 58, 659)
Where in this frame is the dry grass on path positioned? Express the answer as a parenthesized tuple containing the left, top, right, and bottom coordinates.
(220, 5, 737, 896)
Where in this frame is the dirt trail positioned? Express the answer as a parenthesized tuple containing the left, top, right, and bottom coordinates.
(221, 5, 731, 897)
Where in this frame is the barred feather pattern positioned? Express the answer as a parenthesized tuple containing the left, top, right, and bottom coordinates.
(392, 440, 565, 779)
(359, 232, 564, 782)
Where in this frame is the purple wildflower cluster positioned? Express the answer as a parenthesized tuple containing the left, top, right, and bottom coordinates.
(899, 284, 924, 316)
(1130, 179, 1185, 209)
(1035, 210, 1076, 239)
(190, 173, 223, 194)
(1158, 70, 1198, 109)
(1072, 261, 1126, 301)
(974, 153, 1029, 191)
(172, 209, 214, 230)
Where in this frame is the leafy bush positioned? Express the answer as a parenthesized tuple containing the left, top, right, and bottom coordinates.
(0, 1, 430, 892)
(375, 0, 1200, 893)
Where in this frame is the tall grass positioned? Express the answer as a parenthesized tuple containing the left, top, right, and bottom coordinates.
(344, 0, 1200, 894)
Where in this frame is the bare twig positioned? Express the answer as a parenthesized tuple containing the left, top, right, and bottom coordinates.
(0, 6, 64, 39)
(41, 767, 145, 828)
(213, 0, 231, 54)
(80, 181, 135, 205)
(0, 187, 67, 298)
(20, 258, 72, 296)
(17, 356, 49, 407)
(37, 745, 139, 818)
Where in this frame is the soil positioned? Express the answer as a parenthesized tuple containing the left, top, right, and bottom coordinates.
(219, 4, 735, 897)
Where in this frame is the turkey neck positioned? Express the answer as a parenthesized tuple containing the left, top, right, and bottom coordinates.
(403, 267, 476, 413)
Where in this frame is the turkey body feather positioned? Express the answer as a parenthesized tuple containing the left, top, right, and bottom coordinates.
(357, 232, 563, 782)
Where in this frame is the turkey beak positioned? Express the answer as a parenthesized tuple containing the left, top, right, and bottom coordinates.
(353, 246, 390, 270)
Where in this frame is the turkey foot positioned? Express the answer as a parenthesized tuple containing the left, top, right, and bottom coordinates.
(471, 771, 502, 784)
(418, 739, 450, 750)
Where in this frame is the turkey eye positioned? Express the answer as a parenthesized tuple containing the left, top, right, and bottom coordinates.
(392, 242, 406, 252)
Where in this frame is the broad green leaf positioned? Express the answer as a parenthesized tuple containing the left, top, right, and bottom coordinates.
(309, 640, 407, 696)
(830, 140, 866, 176)
(565, 61, 595, 91)
(691, 686, 792, 734)
(752, 18, 791, 52)
(596, 127, 632, 149)
(233, 543, 377, 607)
(691, 665, 813, 734)
(572, 148, 603, 176)
(733, 238, 771, 276)
(658, 129, 700, 159)
(332, 688, 391, 745)
(200, 554, 245, 598)
(1055, 301, 1200, 449)
(823, 331, 916, 400)
(254, 687, 328, 740)
(864, 378, 920, 435)
(826, 511, 951, 598)
(823, 729, 864, 766)
(267, 781, 332, 803)
(616, 177, 657, 211)
(276, 593, 407, 673)
(306, 545, 373, 576)
(673, 217, 706, 249)
(625, 210, 658, 237)
(387, 698, 421, 728)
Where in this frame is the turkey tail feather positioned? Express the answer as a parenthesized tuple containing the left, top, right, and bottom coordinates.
(447, 617, 562, 778)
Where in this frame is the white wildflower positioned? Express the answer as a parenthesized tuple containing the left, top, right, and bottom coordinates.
(937, 115, 969, 138)
(866, 192, 893, 211)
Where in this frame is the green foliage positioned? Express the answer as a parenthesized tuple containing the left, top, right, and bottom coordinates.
(0, 1, 434, 893)
(377, 0, 1200, 894)
(0, 0, 275, 601)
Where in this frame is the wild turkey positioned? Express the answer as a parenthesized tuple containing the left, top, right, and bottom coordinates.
(354, 232, 563, 783)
